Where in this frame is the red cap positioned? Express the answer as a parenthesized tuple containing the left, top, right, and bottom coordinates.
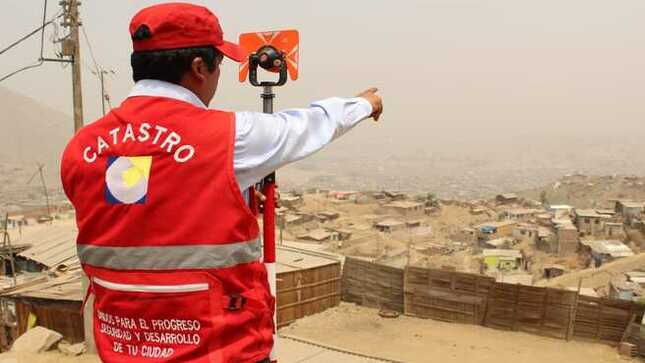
(129, 2, 247, 62)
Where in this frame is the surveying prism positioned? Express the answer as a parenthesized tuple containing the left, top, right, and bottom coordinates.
(239, 29, 300, 363)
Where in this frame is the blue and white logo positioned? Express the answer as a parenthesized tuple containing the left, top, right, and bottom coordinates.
(105, 156, 152, 204)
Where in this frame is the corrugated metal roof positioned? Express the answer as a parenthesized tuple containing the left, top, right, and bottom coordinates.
(581, 239, 634, 258)
(1, 269, 83, 301)
(15, 223, 78, 269)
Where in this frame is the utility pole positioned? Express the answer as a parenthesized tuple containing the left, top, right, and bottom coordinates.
(93, 68, 115, 116)
(27, 164, 51, 220)
(61, 0, 84, 132)
(98, 69, 106, 116)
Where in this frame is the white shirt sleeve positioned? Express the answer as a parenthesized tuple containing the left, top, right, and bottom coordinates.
(233, 97, 373, 190)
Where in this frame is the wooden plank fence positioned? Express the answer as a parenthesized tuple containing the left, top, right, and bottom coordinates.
(276, 262, 341, 328)
(340, 259, 645, 346)
(341, 257, 404, 312)
(620, 319, 645, 357)
(572, 295, 645, 343)
(483, 283, 577, 339)
(404, 266, 494, 324)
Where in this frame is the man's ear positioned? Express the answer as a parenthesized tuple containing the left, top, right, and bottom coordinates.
(190, 57, 207, 82)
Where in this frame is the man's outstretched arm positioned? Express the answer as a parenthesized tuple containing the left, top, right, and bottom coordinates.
(233, 88, 383, 190)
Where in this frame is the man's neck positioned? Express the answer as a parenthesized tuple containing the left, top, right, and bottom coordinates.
(128, 80, 207, 109)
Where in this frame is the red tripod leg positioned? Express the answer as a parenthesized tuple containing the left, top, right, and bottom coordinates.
(262, 177, 277, 362)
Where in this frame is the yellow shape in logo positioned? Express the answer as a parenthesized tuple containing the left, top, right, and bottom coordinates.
(121, 156, 152, 188)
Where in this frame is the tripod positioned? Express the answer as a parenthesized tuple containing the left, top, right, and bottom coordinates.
(247, 44, 289, 363)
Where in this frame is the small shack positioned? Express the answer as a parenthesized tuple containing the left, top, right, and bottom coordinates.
(609, 278, 640, 301)
(374, 219, 406, 233)
(502, 209, 541, 222)
(384, 201, 424, 217)
(475, 221, 517, 241)
(512, 223, 539, 244)
(543, 264, 566, 279)
(496, 194, 519, 204)
(0, 270, 84, 349)
(626, 272, 645, 288)
(580, 239, 634, 266)
(315, 211, 340, 223)
(548, 205, 573, 218)
(296, 229, 338, 243)
(482, 249, 523, 272)
(614, 200, 644, 223)
(280, 193, 304, 209)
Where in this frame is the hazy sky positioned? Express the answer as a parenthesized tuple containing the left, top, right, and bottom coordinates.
(1, 0, 644, 146)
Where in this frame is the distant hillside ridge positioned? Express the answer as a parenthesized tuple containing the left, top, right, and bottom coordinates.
(0, 86, 73, 184)
(518, 174, 645, 209)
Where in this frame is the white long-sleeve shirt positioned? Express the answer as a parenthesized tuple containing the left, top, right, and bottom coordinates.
(129, 80, 373, 192)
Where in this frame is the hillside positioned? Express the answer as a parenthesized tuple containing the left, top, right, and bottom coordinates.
(0, 86, 73, 184)
(518, 174, 645, 209)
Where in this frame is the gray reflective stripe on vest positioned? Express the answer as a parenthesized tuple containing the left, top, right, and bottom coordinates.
(77, 239, 261, 270)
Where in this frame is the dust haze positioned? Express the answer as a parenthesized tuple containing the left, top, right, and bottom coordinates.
(1, 0, 644, 197)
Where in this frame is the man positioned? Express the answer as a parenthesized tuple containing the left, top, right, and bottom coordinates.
(61, 3, 382, 363)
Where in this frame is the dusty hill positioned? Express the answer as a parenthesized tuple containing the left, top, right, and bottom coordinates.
(518, 174, 645, 209)
(0, 86, 73, 184)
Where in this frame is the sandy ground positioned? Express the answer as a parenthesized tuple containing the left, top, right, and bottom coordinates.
(280, 303, 634, 363)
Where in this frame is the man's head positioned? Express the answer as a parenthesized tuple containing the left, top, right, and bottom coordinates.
(129, 3, 247, 106)
(131, 46, 224, 105)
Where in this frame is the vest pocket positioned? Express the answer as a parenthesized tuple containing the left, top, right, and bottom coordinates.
(219, 286, 275, 362)
(91, 275, 220, 363)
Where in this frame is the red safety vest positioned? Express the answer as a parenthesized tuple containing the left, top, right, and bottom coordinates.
(61, 95, 274, 363)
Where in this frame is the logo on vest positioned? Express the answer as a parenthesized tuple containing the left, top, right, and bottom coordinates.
(105, 156, 152, 204)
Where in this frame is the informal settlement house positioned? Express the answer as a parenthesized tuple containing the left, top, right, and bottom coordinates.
(482, 249, 523, 272)
(574, 209, 610, 237)
(553, 218, 578, 257)
(501, 209, 542, 222)
(495, 193, 519, 204)
(614, 200, 644, 224)
(279, 193, 304, 209)
(580, 240, 634, 267)
(374, 219, 406, 233)
(296, 229, 338, 243)
(548, 205, 574, 218)
(608, 278, 641, 301)
(0, 223, 83, 348)
(384, 201, 424, 218)
(475, 221, 517, 242)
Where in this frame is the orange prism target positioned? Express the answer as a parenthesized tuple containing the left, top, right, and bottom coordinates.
(239, 30, 299, 82)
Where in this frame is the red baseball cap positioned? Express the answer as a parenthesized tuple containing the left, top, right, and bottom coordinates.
(129, 2, 247, 62)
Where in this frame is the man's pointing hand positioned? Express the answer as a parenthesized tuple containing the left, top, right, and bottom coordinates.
(357, 87, 383, 121)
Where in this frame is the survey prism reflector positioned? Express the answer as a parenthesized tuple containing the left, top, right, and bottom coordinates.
(239, 30, 299, 82)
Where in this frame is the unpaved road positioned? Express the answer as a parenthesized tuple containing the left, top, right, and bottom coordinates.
(280, 303, 633, 363)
